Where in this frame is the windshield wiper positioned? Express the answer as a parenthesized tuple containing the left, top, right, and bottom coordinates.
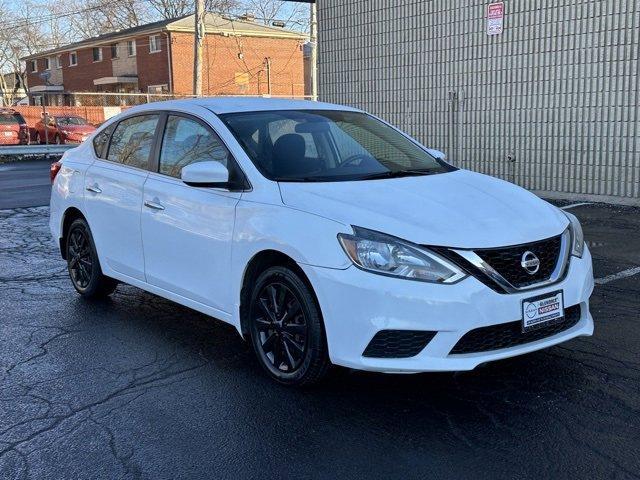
(357, 169, 438, 181)
(276, 169, 439, 182)
(276, 176, 336, 182)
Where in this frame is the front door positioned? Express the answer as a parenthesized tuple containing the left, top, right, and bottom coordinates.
(140, 113, 241, 316)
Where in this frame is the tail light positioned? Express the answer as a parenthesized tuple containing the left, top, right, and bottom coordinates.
(50, 161, 62, 183)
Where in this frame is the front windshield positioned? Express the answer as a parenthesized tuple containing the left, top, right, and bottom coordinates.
(56, 116, 88, 126)
(219, 110, 455, 182)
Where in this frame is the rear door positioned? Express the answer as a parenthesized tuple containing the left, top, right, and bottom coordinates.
(140, 112, 242, 316)
(84, 113, 160, 281)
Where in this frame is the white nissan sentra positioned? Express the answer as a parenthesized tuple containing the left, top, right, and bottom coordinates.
(49, 98, 594, 385)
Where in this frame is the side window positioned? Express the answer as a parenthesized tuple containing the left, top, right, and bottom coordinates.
(107, 115, 159, 169)
(92, 124, 115, 159)
(158, 115, 230, 178)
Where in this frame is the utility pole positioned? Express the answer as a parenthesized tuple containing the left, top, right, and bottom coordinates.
(309, 1, 318, 101)
(264, 57, 272, 96)
(193, 0, 205, 96)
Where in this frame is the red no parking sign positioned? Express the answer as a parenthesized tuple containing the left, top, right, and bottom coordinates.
(487, 2, 504, 35)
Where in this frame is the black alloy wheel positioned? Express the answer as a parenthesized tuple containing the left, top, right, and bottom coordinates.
(65, 218, 117, 298)
(255, 282, 308, 373)
(68, 226, 93, 290)
(249, 266, 329, 385)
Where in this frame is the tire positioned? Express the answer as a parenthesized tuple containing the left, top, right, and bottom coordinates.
(65, 218, 117, 298)
(248, 266, 330, 386)
(34, 132, 41, 144)
(54, 134, 61, 145)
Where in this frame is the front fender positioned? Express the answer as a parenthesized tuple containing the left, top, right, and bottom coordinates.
(229, 200, 352, 333)
(233, 201, 352, 269)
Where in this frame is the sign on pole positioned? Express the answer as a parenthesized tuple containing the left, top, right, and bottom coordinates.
(487, 2, 504, 35)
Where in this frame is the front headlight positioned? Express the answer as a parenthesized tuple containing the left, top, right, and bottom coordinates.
(337, 227, 467, 284)
(563, 211, 584, 257)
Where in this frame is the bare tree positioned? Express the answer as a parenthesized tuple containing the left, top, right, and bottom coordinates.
(0, 1, 53, 103)
(65, 0, 151, 39)
(147, 0, 240, 20)
(239, 0, 309, 31)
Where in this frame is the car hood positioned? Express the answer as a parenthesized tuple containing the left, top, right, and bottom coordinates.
(278, 169, 568, 248)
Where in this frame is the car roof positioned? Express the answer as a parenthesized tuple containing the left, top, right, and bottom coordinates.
(122, 97, 362, 115)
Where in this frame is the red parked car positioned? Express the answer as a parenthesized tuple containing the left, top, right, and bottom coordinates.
(34, 115, 96, 144)
(0, 109, 29, 145)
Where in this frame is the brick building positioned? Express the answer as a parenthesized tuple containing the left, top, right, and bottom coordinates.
(23, 13, 308, 105)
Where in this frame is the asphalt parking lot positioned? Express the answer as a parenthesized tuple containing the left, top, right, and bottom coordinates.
(1, 160, 639, 479)
(0, 159, 56, 209)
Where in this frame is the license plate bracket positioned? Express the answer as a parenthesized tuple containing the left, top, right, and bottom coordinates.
(522, 290, 564, 333)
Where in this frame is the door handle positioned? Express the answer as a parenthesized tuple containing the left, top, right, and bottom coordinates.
(86, 185, 102, 194)
(144, 200, 165, 211)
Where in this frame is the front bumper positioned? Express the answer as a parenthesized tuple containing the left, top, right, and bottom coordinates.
(300, 246, 594, 373)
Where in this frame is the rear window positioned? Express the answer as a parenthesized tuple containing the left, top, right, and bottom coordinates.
(92, 124, 115, 159)
(0, 112, 25, 125)
(56, 116, 88, 126)
(106, 114, 159, 169)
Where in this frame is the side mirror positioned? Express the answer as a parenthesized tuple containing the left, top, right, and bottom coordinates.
(427, 148, 446, 160)
(181, 161, 229, 188)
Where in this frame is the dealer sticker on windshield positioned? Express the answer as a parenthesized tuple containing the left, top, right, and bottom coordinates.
(522, 290, 564, 332)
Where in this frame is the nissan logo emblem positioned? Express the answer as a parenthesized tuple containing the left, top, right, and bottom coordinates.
(521, 251, 540, 275)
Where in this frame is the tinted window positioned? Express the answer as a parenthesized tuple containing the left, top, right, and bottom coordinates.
(56, 116, 88, 126)
(107, 115, 159, 169)
(92, 124, 115, 159)
(221, 110, 453, 182)
(159, 115, 230, 178)
(0, 112, 24, 125)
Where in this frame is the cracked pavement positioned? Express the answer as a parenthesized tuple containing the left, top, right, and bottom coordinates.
(1, 200, 639, 479)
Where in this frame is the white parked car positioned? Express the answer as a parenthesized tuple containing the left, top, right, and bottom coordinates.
(49, 98, 594, 385)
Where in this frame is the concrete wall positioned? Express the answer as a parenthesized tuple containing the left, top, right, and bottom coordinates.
(111, 42, 137, 77)
(318, 0, 639, 203)
(47, 56, 63, 85)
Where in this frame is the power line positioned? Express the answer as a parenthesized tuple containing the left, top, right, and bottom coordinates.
(2, 3, 308, 33)
(2, 0, 151, 30)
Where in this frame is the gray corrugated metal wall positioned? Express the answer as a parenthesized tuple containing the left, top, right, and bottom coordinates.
(318, 0, 639, 202)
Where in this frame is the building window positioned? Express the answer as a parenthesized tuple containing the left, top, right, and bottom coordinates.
(111, 44, 118, 59)
(44, 57, 50, 70)
(92, 47, 102, 62)
(69, 51, 78, 66)
(127, 41, 136, 57)
(29, 60, 37, 73)
(56, 55, 62, 69)
(148, 84, 168, 94)
(149, 35, 161, 53)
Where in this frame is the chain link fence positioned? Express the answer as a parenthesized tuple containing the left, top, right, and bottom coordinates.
(0, 91, 312, 146)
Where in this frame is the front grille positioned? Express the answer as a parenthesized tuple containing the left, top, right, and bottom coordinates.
(475, 235, 562, 289)
(450, 304, 581, 355)
(363, 330, 437, 358)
